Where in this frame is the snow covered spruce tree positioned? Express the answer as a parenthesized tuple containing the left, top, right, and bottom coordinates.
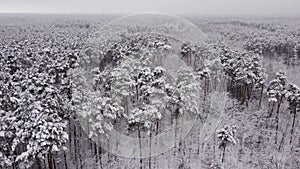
(285, 83, 300, 144)
(180, 43, 193, 65)
(174, 67, 201, 152)
(176, 67, 200, 117)
(266, 72, 287, 143)
(267, 72, 287, 116)
(216, 125, 237, 163)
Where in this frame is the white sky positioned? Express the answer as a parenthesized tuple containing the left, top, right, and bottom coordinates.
(0, 0, 300, 17)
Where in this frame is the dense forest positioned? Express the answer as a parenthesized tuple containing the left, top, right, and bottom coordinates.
(0, 14, 299, 169)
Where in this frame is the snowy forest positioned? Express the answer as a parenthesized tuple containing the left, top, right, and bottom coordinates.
(0, 14, 300, 169)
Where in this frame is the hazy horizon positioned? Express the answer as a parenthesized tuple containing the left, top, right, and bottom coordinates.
(1, 0, 300, 17)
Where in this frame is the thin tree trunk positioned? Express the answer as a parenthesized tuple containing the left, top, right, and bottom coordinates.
(53, 153, 57, 169)
(245, 85, 249, 107)
(149, 126, 152, 169)
(259, 86, 264, 108)
(213, 132, 216, 160)
(156, 121, 159, 136)
(248, 84, 253, 100)
(74, 122, 78, 169)
(64, 151, 68, 169)
(48, 150, 53, 169)
(44, 158, 47, 169)
(94, 142, 98, 164)
(197, 127, 200, 154)
(136, 80, 139, 101)
(138, 126, 142, 169)
(290, 107, 297, 144)
(239, 86, 242, 103)
(107, 138, 110, 162)
(68, 120, 72, 154)
(269, 102, 275, 117)
(155, 121, 159, 146)
(179, 115, 184, 152)
(99, 141, 103, 169)
(275, 96, 283, 144)
(221, 145, 226, 163)
(174, 109, 179, 155)
(203, 79, 207, 101)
